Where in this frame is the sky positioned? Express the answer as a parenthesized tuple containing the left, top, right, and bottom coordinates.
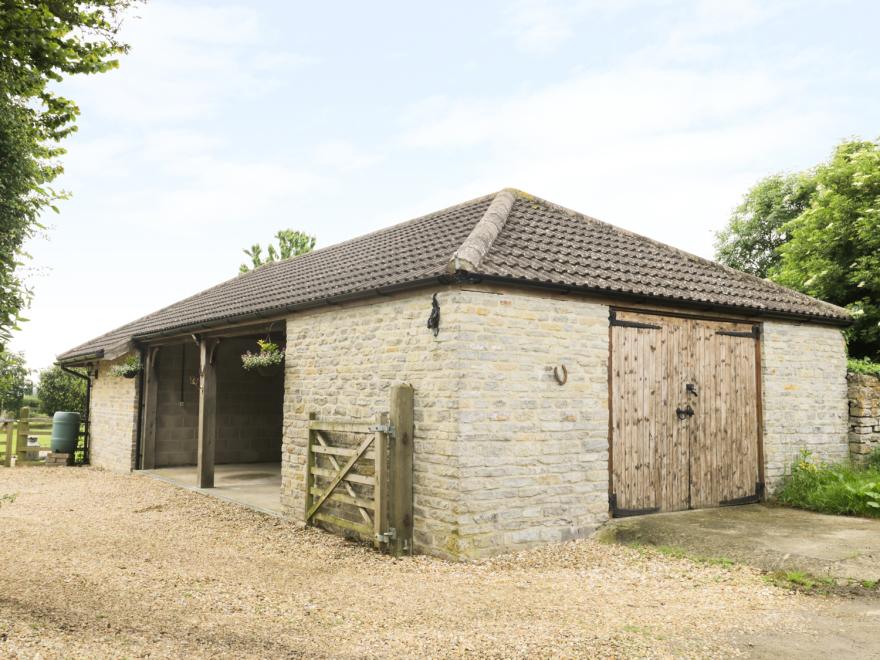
(10, 0, 880, 371)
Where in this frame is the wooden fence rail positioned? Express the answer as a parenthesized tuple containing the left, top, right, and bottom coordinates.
(0, 407, 90, 467)
(304, 384, 413, 556)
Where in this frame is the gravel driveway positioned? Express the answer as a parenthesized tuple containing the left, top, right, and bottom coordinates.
(0, 467, 866, 658)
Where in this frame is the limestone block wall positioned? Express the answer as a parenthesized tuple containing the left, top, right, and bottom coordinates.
(452, 289, 610, 558)
(89, 354, 139, 472)
(761, 321, 849, 490)
(282, 290, 462, 557)
(848, 372, 880, 464)
(281, 286, 610, 559)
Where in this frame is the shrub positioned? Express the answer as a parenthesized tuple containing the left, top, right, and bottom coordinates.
(777, 450, 880, 517)
(867, 448, 880, 471)
(36, 366, 86, 416)
(848, 357, 880, 377)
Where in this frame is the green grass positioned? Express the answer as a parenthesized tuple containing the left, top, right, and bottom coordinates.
(765, 570, 836, 592)
(777, 450, 880, 518)
(630, 543, 735, 568)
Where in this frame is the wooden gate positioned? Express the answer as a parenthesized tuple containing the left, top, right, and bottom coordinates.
(609, 309, 763, 516)
(303, 385, 413, 556)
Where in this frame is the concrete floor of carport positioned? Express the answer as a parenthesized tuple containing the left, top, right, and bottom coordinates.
(142, 462, 282, 516)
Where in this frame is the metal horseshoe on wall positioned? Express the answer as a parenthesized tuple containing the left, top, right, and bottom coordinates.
(553, 364, 568, 386)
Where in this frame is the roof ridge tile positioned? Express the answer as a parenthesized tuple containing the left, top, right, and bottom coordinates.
(447, 189, 517, 273)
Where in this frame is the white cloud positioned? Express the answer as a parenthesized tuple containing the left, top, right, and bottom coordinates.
(314, 139, 381, 173)
(396, 62, 835, 257)
(64, 2, 318, 124)
(502, 0, 577, 54)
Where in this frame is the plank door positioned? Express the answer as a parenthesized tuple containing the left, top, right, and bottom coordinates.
(610, 310, 762, 516)
(688, 320, 760, 507)
(610, 311, 690, 514)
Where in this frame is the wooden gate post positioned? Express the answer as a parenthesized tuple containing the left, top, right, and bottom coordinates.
(389, 384, 413, 556)
(303, 412, 316, 522)
(2, 421, 14, 467)
(15, 406, 29, 462)
(140, 348, 160, 469)
(197, 339, 219, 488)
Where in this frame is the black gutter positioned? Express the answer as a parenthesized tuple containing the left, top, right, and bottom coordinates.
(457, 272, 854, 327)
(56, 270, 852, 363)
(56, 348, 105, 367)
(97, 275, 450, 346)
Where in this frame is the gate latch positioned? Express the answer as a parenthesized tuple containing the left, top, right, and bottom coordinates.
(676, 405, 694, 420)
(376, 527, 397, 544)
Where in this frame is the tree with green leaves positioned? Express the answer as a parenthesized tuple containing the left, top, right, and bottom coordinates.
(716, 138, 880, 360)
(0, 1, 136, 344)
(714, 173, 816, 278)
(36, 364, 86, 416)
(239, 229, 316, 273)
(0, 351, 31, 415)
(773, 140, 880, 360)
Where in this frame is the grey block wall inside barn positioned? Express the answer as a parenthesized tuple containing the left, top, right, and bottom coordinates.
(153, 338, 283, 467)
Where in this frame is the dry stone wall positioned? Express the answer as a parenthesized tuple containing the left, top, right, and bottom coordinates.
(761, 322, 849, 490)
(89, 354, 139, 472)
(848, 372, 880, 464)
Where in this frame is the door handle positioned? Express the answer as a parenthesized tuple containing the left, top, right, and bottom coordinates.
(676, 405, 694, 420)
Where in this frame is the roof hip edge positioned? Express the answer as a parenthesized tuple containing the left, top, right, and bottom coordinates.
(447, 189, 516, 273)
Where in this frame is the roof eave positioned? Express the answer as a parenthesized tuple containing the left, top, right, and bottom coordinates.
(462, 272, 852, 327)
(63, 274, 456, 354)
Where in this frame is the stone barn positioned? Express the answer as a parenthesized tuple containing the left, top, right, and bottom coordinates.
(57, 189, 851, 559)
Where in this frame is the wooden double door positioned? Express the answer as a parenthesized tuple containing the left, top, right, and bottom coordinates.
(609, 309, 763, 516)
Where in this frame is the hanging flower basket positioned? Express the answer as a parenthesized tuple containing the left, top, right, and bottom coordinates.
(110, 355, 142, 379)
(241, 339, 284, 373)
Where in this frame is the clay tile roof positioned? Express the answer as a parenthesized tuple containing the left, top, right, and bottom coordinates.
(57, 189, 849, 363)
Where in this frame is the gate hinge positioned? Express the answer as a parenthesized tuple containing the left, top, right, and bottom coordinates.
(376, 527, 397, 544)
(368, 423, 395, 437)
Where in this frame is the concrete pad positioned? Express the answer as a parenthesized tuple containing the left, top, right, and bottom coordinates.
(142, 462, 282, 516)
(599, 504, 880, 581)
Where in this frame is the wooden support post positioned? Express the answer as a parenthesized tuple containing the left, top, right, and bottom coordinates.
(15, 407, 29, 462)
(197, 339, 219, 488)
(373, 411, 389, 549)
(304, 412, 316, 523)
(141, 348, 160, 469)
(3, 421, 14, 468)
(389, 384, 414, 556)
